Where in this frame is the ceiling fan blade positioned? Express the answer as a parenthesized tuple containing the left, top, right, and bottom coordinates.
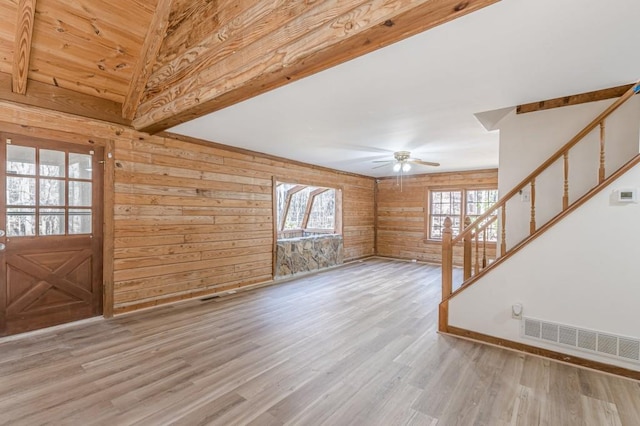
(372, 163, 392, 169)
(372, 160, 393, 163)
(410, 159, 440, 167)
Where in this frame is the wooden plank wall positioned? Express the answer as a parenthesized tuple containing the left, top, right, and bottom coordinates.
(0, 101, 375, 315)
(0, 101, 495, 315)
(112, 136, 375, 313)
(376, 169, 498, 265)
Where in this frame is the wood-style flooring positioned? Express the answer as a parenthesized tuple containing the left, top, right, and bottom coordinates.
(1, 258, 639, 425)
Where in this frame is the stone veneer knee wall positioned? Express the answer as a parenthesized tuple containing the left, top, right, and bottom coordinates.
(275, 235, 344, 277)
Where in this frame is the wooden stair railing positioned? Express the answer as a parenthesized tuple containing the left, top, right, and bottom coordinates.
(440, 80, 640, 331)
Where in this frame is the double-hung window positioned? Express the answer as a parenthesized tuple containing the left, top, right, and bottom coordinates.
(428, 188, 498, 240)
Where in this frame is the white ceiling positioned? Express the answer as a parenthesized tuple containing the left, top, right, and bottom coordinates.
(170, 0, 640, 178)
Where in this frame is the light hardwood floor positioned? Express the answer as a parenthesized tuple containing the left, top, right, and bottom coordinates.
(1, 258, 639, 425)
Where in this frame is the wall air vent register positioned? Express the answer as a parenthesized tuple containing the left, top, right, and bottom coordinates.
(522, 317, 640, 364)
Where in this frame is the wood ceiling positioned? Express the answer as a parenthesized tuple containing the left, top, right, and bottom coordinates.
(0, 0, 499, 133)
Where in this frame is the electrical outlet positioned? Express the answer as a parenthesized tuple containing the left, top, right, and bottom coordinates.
(512, 303, 523, 320)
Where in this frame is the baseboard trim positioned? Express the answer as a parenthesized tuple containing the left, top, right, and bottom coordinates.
(371, 255, 441, 267)
(444, 325, 640, 382)
(0, 316, 104, 344)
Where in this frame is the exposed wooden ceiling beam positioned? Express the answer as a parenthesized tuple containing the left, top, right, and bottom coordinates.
(133, 0, 500, 133)
(516, 84, 635, 114)
(12, 0, 36, 94)
(122, 0, 173, 120)
(0, 72, 130, 125)
(156, 0, 254, 70)
(145, 1, 320, 102)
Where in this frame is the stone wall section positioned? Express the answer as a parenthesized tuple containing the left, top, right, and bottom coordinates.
(276, 235, 343, 277)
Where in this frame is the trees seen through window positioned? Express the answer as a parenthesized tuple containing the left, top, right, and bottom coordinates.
(429, 188, 498, 241)
(276, 183, 338, 238)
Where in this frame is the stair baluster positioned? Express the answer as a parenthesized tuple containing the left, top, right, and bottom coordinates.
(463, 217, 472, 280)
(563, 152, 570, 210)
(530, 178, 536, 235)
(500, 205, 506, 256)
(599, 120, 606, 183)
(482, 228, 488, 268)
(474, 230, 480, 275)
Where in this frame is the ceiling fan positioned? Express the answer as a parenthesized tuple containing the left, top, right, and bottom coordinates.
(372, 151, 440, 191)
(373, 151, 440, 172)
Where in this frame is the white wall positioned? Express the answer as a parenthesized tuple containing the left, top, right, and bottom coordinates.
(449, 95, 640, 371)
(449, 164, 640, 370)
(498, 95, 640, 248)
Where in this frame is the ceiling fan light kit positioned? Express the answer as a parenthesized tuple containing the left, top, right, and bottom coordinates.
(372, 150, 440, 190)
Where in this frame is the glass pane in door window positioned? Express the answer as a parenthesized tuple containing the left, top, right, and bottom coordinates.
(7, 145, 35, 175)
(69, 181, 92, 207)
(40, 179, 65, 206)
(39, 208, 65, 235)
(69, 209, 91, 234)
(69, 153, 92, 179)
(7, 177, 36, 205)
(7, 208, 36, 236)
(40, 150, 66, 177)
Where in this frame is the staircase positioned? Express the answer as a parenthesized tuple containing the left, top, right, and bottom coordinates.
(439, 81, 640, 333)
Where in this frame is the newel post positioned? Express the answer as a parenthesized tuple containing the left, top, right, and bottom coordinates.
(440, 217, 453, 332)
(462, 216, 472, 280)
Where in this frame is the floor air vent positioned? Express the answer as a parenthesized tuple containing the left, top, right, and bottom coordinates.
(522, 317, 640, 364)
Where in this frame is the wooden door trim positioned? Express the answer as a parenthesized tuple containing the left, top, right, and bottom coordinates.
(0, 134, 5, 332)
(91, 144, 104, 315)
(102, 139, 115, 318)
(0, 119, 109, 147)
